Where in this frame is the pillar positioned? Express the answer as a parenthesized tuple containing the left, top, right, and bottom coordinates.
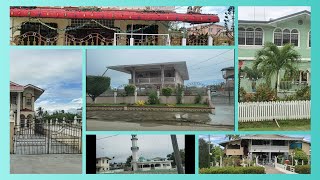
(208, 36, 213, 46)
(113, 33, 117, 46)
(134, 88, 138, 104)
(31, 96, 35, 110)
(182, 38, 187, 46)
(10, 110, 14, 154)
(132, 68, 136, 85)
(181, 90, 185, 104)
(161, 65, 164, 88)
(269, 152, 272, 163)
(74, 116, 78, 125)
(157, 89, 160, 98)
(113, 90, 117, 104)
(307, 71, 310, 85)
(22, 95, 26, 109)
(130, 38, 134, 46)
(131, 135, 139, 171)
(17, 92, 21, 126)
(207, 87, 211, 102)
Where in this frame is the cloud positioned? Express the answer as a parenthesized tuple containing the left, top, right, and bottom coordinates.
(10, 49, 82, 113)
(239, 6, 310, 21)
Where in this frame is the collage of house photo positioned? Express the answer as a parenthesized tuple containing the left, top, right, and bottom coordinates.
(5, 3, 313, 178)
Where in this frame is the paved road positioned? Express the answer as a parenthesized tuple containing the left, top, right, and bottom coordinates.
(87, 119, 233, 131)
(209, 104, 234, 126)
(11, 154, 82, 174)
(264, 165, 286, 174)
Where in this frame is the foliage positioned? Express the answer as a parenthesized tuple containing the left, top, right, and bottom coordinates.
(239, 87, 247, 102)
(136, 100, 145, 106)
(124, 84, 136, 96)
(194, 93, 203, 104)
(87, 75, 111, 102)
(166, 149, 185, 167)
(211, 146, 224, 165)
(42, 110, 78, 123)
(225, 135, 240, 140)
(295, 165, 310, 174)
(162, 87, 173, 97)
(242, 66, 262, 81)
(253, 42, 300, 97)
(223, 156, 241, 167)
(125, 155, 132, 167)
(199, 166, 265, 174)
(199, 138, 210, 168)
(36, 107, 44, 117)
(254, 83, 277, 102)
(147, 91, 160, 105)
(294, 86, 311, 100)
(175, 84, 184, 104)
(293, 148, 308, 164)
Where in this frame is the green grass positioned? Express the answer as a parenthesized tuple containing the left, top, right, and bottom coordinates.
(87, 103, 208, 107)
(239, 119, 310, 131)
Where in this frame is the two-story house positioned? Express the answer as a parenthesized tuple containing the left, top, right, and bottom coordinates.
(220, 135, 311, 164)
(96, 156, 112, 172)
(238, 10, 310, 95)
(10, 81, 44, 127)
(108, 61, 189, 89)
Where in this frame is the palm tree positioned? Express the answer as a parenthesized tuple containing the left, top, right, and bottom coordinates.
(36, 107, 44, 118)
(253, 42, 300, 97)
(241, 66, 262, 92)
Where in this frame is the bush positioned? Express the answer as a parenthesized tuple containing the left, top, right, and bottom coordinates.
(175, 84, 184, 104)
(199, 166, 265, 174)
(136, 100, 145, 106)
(195, 93, 202, 104)
(124, 84, 136, 96)
(294, 86, 310, 100)
(255, 83, 276, 102)
(148, 91, 160, 105)
(293, 148, 308, 163)
(295, 165, 310, 174)
(162, 87, 173, 97)
(86, 75, 111, 102)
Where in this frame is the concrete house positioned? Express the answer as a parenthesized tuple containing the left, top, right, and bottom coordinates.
(10, 81, 44, 127)
(108, 61, 189, 89)
(96, 156, 112, 172)
(220, 135, 311, 164)
(238, 10, 311, 95)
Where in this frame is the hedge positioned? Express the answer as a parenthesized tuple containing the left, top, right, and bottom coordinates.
(199, 166, 265, 174)
(295, 165, 311, 174)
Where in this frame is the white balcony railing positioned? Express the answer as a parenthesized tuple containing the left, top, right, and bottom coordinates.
(129, 77, 176, 84)
(279, 81, 309, 91)
(251, 145, 289, 152)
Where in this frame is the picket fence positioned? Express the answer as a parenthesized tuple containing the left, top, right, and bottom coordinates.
(238, 100, 311, 122)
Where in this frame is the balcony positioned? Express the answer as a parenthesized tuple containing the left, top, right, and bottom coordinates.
(251, 145, 289, 153)
(129, 77, 176, 84)
(279, 81, 309, 92)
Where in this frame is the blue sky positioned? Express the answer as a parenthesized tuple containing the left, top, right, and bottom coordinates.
(96, 135, 185, 163)
(86, 49, 234, 89)
(10, 49, 82, 114)
(198, 135, 311, 148)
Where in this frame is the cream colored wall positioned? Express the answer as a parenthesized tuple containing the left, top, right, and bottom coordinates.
(224, 140, 244, 156)
(302, 142, 311, 155)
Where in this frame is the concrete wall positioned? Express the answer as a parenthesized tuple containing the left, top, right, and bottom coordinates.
(224, 140, 244, 156)
(87, 95, 209, 104)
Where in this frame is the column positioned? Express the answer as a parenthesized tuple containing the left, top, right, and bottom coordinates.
(182, 38, 187, 46)
(17, 92, 21, 126)
(132, 68, 136, 85)
(269, 152, 272, 163)
(22, 95, 26, 109)
(113, 90, 117, 104)
(130, 38, 134, 46)
(207, 87, 211, 102)
(161, 65, 164, 88)
(299, 71, 302, 84)
(208, 36, 213, 46)
(31, 96, 35, 110)
(307, 71, 310, 85)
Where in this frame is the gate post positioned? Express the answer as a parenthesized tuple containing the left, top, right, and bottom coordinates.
(10, 110, 14, 154)
(74, 116, 78, 125)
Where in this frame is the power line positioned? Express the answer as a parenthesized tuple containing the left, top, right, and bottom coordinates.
(191, 58, 234, 71)
(189, 49, 233, 69)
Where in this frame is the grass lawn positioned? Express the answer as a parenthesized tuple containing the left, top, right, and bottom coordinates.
(87, 103, 208, 107)
(239, 119, 310, 131)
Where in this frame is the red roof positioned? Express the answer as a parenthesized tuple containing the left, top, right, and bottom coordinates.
(10, 7, 220, 24)
(10, 82, 24, 91)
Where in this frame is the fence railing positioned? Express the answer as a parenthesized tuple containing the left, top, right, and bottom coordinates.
(279, 81, 309, 91)
(114, 33, 171, 46)
(238, 100, 311, 122)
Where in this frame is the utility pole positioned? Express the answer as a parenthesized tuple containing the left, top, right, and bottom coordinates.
(171, 135, 184, 174)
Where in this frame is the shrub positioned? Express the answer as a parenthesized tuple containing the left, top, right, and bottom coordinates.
(162, 87, 173, 97)
(124, 84, 136, 96)
(293, 148, 308, 163)
(136, 100, 145, 106)
(148, 91, 160, 105)
(239, 87, 247, 102)
(175, 84, 184, 104)
(255, 83, 276, 102)
(294, 86, 310, 100)
(86, 75, 111, 102)
(194, 93, 202, 104)
(199, 166, 265, 174)
(295, 165, 310, 174)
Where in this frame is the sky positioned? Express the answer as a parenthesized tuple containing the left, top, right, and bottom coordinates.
(10, 49, 82, 114)
(239, 6, 311, 21)
(175, 6, 232, 27)
(86, 49, 234, 88)
(96, 135, 185, 163)
(198, 134, 311, 148)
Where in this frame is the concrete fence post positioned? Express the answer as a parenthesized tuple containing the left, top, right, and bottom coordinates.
(63, 117, 66, 124)
(134, 88, 138, 103)
(113, 90, 117, 104)
(157, 89, 160, 98)
(208, 36, 213, 46)
(181, 90, 185, 104)
(113, 33, 117, 46)
(130, 38, 134, 46)
(74, 116, 78, 125)
(207, 87, 212, 102)
(182, 38, 187, 46)
(10, 110, 14, 154)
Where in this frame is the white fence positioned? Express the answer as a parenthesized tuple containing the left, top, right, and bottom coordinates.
(239, 100, 311, 122)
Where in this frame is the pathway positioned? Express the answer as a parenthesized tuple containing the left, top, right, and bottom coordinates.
(264, 165, 286, 174)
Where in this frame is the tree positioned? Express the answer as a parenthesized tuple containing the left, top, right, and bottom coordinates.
(125, 155, 132, 167)
(86, 75, 111, 103)
(241, 66, 262, 92)
(211, 146, 224, 166)
(253, 42, 300, 97)
(293, 148, 308, 164)
(167, 149, 185, 167)
(199, 138, 210, 168)
(225, 135, 240, 140)
(124, 84, 136, 96)
(36, 107, 44, 118)
(162, 87, 173, 104)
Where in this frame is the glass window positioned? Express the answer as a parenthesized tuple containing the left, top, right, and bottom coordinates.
(254, 28, 263, 45)
(309, 31, 311, 47)
(238, 27, 245, 45)
(274, 28, 282, 46)
(291, 29, 299, 46)
(283, 29, 291, 45)
(245, 28, 254, 45)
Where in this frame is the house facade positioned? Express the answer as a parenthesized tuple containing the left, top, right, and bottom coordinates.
(220, 135, 311, 164)
(96, 157, 112, 172)
(238, 10, 311, 95)
(10, 6, 220, 46)
(10, 82, 44, 127)
(108, 61, 189, 89)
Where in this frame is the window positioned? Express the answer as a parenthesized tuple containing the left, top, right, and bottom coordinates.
(273, 28, 299, 46)
(272, 140, 286, 146)
(238, 27, 245, 45)
(71, 19, 114, 28)
(290, 142, 302, 149)
(228, 144, 240, 149)
(309, 31, 311, 47)
(26, 98, 32, 106)
(252, 140, 269, 145)
(239, 27, 264, 45)
(274, 28, 282, 46)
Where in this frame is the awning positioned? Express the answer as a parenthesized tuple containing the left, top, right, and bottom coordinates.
(10, 7, 220, 24)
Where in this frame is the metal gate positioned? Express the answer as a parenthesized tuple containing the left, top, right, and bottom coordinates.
(13, 120, 82, 155)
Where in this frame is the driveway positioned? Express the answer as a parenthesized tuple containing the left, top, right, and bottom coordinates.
(264, 165, 286, 174)
(11, 154, 82, 174)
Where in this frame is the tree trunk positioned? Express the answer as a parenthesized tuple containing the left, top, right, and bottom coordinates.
(275, 71, 279, 98)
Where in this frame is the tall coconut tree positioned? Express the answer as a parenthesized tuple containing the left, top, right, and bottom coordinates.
(253, 42, 300, 97)
(36, 107, 44, 118)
